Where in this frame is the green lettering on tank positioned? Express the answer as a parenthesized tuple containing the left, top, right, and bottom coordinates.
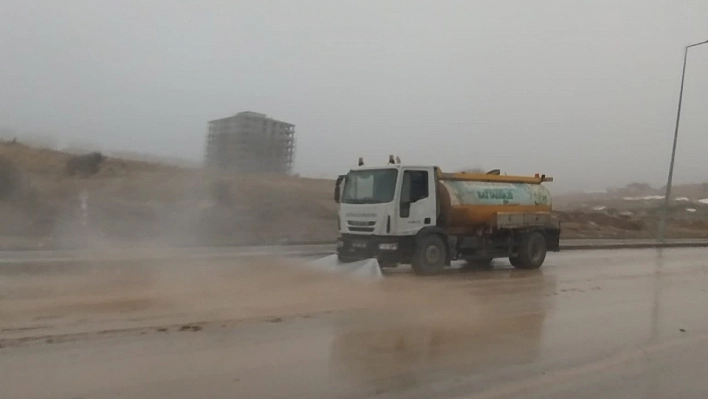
(476, 189, 514, 200)
(442, 180, 550, 206)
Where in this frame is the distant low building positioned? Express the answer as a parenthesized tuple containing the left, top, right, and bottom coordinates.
(204, 111, 295, 174)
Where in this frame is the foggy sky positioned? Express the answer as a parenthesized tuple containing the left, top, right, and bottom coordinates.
(1, 0, 707, 192)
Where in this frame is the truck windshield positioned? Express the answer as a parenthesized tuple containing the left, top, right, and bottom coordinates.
(342, 169, 398, 204)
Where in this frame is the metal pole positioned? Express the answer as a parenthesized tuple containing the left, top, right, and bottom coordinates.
(658, 47, 689, 241)
(658, 39, 708, 241)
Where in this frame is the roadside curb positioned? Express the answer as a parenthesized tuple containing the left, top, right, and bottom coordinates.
(560, 241, 708, 251)
(301, 241, 708, 256)
(1, 241, 706, 265)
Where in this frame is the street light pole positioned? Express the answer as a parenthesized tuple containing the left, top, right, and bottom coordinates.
(658, 39, 708, 242)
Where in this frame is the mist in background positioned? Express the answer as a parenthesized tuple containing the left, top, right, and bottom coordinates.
(1, 0, 707, 193)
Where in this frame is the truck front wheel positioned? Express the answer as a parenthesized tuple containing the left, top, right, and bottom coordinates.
(412, 235, 446, 275)
(510, 231, 547, 269)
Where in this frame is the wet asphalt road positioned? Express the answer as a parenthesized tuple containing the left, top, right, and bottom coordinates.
(2, 248, 708, 399)
(1, 238, 706, 265)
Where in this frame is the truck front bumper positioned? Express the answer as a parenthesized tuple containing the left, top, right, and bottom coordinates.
(336, 234, 410, 265)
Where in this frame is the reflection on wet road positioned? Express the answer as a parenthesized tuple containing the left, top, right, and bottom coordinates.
(1, 248, 708, 399)
(329, 268, 552, 396)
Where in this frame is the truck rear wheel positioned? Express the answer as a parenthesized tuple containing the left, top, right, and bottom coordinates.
(511, 231, 547, 269)
(412, 235, 446, 275)
(509, 257, 522, 268)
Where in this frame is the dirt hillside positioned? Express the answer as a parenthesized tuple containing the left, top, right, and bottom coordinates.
(0, 141, 336, 249)
(0, 141, 706, 249)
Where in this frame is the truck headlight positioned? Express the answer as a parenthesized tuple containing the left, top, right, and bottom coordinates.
(378, 243, 398, 251)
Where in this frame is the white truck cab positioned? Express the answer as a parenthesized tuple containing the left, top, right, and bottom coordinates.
(337, 164, 437, 237)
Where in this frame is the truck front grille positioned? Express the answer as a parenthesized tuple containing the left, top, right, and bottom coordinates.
(347, 220, 375, 233)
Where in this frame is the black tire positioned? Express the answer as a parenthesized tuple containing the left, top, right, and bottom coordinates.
(412, 235, 446, 275)
(509, 256, 522, 268)
(511, 231, 547, 269)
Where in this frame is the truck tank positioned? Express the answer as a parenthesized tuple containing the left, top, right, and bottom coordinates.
(436, 172, 552, 233)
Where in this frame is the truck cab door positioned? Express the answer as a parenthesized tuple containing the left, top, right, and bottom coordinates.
(397, 169, 436, 235)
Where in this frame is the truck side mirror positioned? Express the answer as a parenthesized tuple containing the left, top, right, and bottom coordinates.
(334, 175, 345, 203)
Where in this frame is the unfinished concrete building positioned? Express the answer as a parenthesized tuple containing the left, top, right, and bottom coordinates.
(205, 111, 295, 174)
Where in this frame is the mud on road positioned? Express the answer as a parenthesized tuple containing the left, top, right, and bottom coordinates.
(0, 256, 383, 341)
(0, 254, 506, 342)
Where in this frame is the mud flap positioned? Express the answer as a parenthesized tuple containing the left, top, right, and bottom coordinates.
(308, 255, 383, 280)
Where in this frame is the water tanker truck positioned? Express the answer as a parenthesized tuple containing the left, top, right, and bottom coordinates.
(334, 158, 560, 274)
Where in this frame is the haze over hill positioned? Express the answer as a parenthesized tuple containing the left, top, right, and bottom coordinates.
(0, 141, 337, 249)
(0, 141, 706, 250)
(1, 1, 708, 192)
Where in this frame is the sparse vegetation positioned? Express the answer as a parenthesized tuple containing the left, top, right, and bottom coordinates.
(0, 156, 21, 200)
(66, 152, 107, 177)
(625, 182, 653, 192)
